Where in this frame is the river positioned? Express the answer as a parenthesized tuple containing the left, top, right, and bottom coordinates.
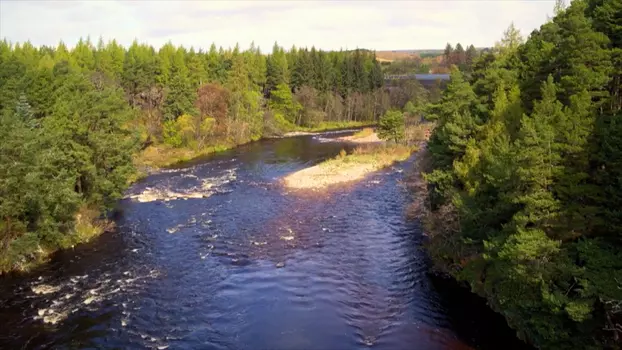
(0, 132, 530, 350)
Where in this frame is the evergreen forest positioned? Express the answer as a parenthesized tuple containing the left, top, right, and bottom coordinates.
(423, 0, 622, 348)
(2, 0, 622, 348)
(0, 39, 409, 272)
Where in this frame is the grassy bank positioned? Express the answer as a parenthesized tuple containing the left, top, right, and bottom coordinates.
(283, 122, 431, 190)
(283, 142, 415, 190)
(0, 206, 112, 274)
(322, 143, 414, 169)
(299, 121, 375, 132)
(134, 121, 375, 171)
(135, 143, 235, 169)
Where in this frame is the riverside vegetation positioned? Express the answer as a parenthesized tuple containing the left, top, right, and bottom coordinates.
(0, 37, 440, 273)
(283, 101, 431, 190)
(413, 1, 622, 348)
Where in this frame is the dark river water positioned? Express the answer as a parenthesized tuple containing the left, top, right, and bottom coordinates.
(0, 132, 530, 350)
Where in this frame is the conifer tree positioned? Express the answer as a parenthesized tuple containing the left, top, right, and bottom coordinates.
(465, 44, 478, 70)
(444, 43, 454, 66)
(266, 42, 289, 94)
(454, 43, 466, 68)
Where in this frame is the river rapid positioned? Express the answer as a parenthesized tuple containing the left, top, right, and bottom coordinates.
(0, 132, 530, 350)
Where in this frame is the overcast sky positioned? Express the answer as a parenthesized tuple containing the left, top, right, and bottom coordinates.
(0, 0, 556, 51)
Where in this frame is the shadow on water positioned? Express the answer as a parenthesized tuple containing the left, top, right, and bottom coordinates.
(0, 133, 531, 350)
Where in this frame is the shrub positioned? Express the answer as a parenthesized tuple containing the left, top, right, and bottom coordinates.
(162, 120, 183, 147)
(378, 109, 405, 143)
(352, 127, 374, 139)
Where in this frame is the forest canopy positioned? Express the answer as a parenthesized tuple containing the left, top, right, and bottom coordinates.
(0, 34, 437, 273)
(0, 38, 419, 272)
(423, 0, 622, 348)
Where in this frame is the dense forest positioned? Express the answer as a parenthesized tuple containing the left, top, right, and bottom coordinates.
(0, 37, 419, 272)
(422, 0, 622, 348)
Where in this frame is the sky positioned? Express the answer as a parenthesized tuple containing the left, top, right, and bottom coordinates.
(0, 0, 557, 51)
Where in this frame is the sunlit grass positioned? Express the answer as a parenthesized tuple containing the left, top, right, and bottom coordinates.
(67, 206, 110, 246)
(283, 143, 416, 189)
(321, 143, 416, 169)
(351, 127, 375, 139)
(300, 121, 375, 132)
(134, 144, 233, 169)
(0, 205, 111, 274)
(405, 123, 434, 142)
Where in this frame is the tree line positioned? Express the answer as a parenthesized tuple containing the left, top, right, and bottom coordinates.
(443, 42, 478, 72)
(0, 38, 397, 272)
(423, 0, 622, 348)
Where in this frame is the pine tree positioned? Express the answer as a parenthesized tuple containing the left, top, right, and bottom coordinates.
(454, 43, 466, 68)
(352, 49, 367, 92)
(378, 109, 405, 143)
(162, 48, 196, 121)
(586, 0, 622, 113)
(465, 45, 478, 70)
(71, 37, 95, 71)
(122, 41, 158, 108)
(512, 76, 564, 230)
(495, 23, 524, 56)
(340, 53, 355, 96)
(553, 1, 612, 106)
(315, 50, 332, 93)
(186, 47, 208, 87)
(226, 50, 250, 124)
(291, 48, 312, 90)
(428, 67, 480, 169)
(444, 43, 454, 66)
(266, 42, 288, 94)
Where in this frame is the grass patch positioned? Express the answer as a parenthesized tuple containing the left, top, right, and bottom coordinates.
(299, 121, 375, 132)
(135, 143, 233, 169)
(65, 206, 112, 247)
(0, 205, 110, 275)
(283, 143, 416, 189)
(135, 122, 377, 171)
(322, 143, 415, 169)
(351, 127, 375, 139)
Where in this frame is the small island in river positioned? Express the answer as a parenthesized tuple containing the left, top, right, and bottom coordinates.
(283, 130, 414, 189)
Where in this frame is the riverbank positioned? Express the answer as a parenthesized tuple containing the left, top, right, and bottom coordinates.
(0, 123, 375, 275)
(0, 206, 114, 274)
(283, 142, 415, 190)
(135, 122, 376, 172)
(334, 128, 382, 144)
(294, 121, 375, 133)
(282, 123, 431, 190)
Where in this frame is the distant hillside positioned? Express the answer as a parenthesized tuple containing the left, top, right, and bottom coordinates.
(375, 50, 444, 62)
(375, 48, 489, 62)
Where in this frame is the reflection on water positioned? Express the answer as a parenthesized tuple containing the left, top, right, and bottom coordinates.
(0, 133, 530, 349)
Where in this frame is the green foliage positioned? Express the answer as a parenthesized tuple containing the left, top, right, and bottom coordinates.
(266, 42, 289, 93)
(0, 70, 137, 272)
(163, 119, 183, 147)
(378, 110, 405, 143)
(403, 101, 417, 117)
(422, 1, 622, 348)
(269, 83, 301, 123)
(0, 39, 394, 272)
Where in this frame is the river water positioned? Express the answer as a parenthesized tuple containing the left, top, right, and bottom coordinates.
(0, 132, 530, 350)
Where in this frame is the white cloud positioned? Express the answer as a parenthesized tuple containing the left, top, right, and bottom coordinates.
(0, 0, 556, 51)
